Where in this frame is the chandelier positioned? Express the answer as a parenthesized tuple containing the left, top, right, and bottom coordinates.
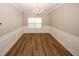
(33, 3, 44, 15)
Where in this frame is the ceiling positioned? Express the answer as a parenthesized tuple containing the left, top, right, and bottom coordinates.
(12, 3, 63, 13)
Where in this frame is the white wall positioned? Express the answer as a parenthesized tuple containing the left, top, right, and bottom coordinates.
(24, 12, 50, 26)
(0, 3, 23, 37)
(0, 27, 23, 56)
(50, 3, 79, 36)
(0, 3, 24, 56)
(23, 12, 50, 33)
(50, 27, 79, 56)
(50, 3, 79, 56)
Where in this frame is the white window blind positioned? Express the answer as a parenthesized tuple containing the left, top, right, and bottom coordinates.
(28, 17, 42, 28)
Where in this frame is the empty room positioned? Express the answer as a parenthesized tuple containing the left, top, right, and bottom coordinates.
(0, 3, 79, 56)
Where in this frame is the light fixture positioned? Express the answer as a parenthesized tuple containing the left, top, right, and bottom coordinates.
(33, 3, 44, 15)
(33, 9, 44, 14)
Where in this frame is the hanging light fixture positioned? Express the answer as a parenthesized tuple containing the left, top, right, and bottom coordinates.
(33, 3, 44, 15)
(33, 9, 44, 14)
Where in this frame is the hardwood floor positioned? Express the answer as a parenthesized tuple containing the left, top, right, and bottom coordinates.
(6, 33, 72, 56)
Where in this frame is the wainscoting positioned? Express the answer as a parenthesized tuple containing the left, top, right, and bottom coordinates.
(50, 27, 79, 56)
(0, 26, 79, 56)
(0, 27, 23, 56)
(23, 26, 50, 33)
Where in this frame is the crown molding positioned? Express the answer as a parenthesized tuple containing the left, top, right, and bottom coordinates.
(11, 3, 24, 12)
(11, 3, 64, 14)
(49, 3, 64, 13)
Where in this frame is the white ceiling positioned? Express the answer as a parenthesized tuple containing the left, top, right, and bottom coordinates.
(12, 3, 63, 13)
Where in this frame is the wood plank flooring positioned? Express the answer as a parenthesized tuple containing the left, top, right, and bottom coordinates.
(5, 33, 72, 56)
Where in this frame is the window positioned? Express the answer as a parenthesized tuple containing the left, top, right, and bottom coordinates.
(28, 17, 42, 28)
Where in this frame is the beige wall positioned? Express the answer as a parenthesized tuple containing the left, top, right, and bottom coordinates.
(0, 4, 23, 37)
(1, 3, 79, 37)
(50, 3, 79, 36)
(24, 13, 50, 26)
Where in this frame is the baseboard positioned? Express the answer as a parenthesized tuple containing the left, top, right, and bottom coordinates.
(50, 27, 79, 56)
(0, 27, 23, 56)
